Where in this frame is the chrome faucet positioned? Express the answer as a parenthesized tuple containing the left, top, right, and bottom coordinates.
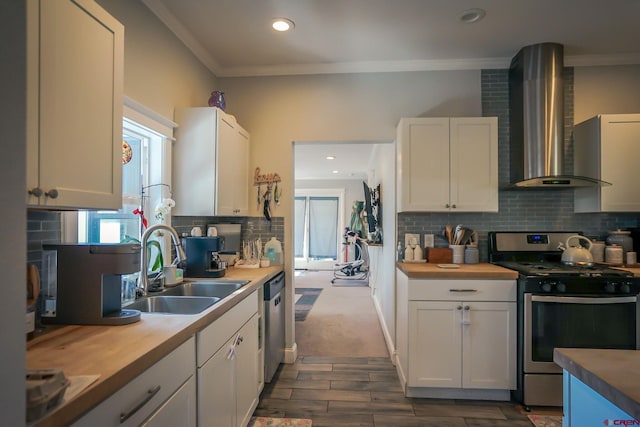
(140, 224, 187, 296)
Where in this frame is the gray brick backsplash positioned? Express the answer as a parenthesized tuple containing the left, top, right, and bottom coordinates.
(398, 68, 639, 262)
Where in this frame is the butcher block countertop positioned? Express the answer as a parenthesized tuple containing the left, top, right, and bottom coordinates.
(554, 348, 640, 420)
(27, 266, 283, 427)
(613, 265, 640, 277)
(397, 262, 519, 279)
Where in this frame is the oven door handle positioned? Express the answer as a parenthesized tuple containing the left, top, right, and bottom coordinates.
(531, 295, 638, 304)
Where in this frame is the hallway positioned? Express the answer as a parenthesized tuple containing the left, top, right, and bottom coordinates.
(293, 270, 388, 357)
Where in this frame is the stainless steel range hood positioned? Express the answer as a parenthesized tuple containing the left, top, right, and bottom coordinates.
(508, 42, 610, 188)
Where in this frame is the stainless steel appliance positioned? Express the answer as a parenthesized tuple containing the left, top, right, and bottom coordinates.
(264, 272, 285, 382)
(508, 43, 609, 188)
(183, 237, 226, 278)
(488, 231, 640, 408)
(41, 243, 142, 325)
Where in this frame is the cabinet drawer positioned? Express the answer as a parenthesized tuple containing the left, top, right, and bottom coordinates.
(408, 279, 516, 302)
(197, 290, 258, 366)
(73, 336, 195, 427)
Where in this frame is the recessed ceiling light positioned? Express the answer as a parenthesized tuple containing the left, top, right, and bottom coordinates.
(459, 8, 486, 24)
(332, 170, 339, 174)
(326, 156, 336, 160)
(272, 17, 295, 32)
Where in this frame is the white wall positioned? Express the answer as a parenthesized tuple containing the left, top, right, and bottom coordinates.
(574, 65, 640, 123)
(0, 2, 26, 424)
(97, 0, 218, 119)
(368, 143, 397, 356)
(220, 70, 481, 355)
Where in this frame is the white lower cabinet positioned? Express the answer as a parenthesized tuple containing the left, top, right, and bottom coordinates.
(72, 337, 196, 427)
(396, 272, 516, 398)
(197, 291, 260, 427)
(408, 300, 516, 390)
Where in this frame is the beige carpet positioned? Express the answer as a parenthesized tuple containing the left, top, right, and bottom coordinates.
(294, 270, 389, 357)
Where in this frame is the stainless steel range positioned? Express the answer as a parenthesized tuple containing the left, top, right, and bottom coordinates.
(488, 231, 640, 408)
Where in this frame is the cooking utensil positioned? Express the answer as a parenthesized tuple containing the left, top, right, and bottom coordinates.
(444, 224, 453, 244)
(560, 235, 594, 266)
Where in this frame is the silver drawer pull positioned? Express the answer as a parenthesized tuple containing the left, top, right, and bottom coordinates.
(449, 289, 478, 292)
(120, 385, 161, 423)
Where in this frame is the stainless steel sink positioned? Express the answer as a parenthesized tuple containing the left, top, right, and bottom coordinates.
(161, 279, 250, 299)
(126, 296, 219, 314)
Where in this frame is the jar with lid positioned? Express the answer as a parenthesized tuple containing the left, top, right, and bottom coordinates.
(464, 245, 479, 264)
(605, 230, 633, 253)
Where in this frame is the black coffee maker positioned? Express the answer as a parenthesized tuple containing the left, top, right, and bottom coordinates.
(183, 237, 226, 278)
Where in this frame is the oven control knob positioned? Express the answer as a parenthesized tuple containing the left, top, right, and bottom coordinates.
(605, 282, 617, 293)
(621, 282, 631, 294)
(541, 282, 553, 292)
(556, 282, 566, 293)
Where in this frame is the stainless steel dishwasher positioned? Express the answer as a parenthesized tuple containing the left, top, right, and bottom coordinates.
(264, 271, 285, 382)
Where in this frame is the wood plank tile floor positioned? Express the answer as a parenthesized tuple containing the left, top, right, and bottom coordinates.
(254, 356, 538, 426)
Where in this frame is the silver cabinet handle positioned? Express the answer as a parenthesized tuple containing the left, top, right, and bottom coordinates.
(45, 189, 59, 199)
(457, 305, 462, 310)
(120, 385, 161, 423)
(449, 289, 478, 292)
(464, 305, 470, 310)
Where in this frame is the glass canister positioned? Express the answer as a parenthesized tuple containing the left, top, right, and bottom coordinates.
(606, 230, 633, 254)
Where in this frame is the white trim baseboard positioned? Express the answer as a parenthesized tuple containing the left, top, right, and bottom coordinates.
(284, 342, 298, 364)
(372, 295, 396, 365)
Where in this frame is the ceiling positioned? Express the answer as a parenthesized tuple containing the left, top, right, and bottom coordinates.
(294, 142, 379, 181)
(142, 0, 640, 78)
(141, 0, 640, 180)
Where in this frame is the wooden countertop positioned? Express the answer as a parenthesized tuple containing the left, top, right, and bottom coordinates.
(397, 262, 519, 279)
(27, 266, 283, 427)
(554, 348, 640, 420)
(613, 265, 640, 277)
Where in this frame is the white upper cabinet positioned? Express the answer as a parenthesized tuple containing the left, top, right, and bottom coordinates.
(27, 0, 124, 209)
(397, 117, 498, 212)
(574, 114, 640, 212)
(173, 107, 250, 216)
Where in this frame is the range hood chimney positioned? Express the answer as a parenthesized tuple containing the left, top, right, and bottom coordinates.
(508, 42, 610, 188)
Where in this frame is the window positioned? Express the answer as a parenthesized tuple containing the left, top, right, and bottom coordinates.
(69, 97, 177, 246)
(294, 189, 344, 269)
(78, 119, 168, 244)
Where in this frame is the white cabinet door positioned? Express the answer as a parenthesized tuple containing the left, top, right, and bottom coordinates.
(235, 314, 259, 427)
(397, 118, 450, 212)
(396, 117, 498, 212)
(27, 0, 123, 209)
(407, 300, 516, 390)
(575, 114, 640, 212)
(198, 334, 236, 427)
(217, 116, 250, 216)
(462, 302, 516, 390)
(450, 118, 498, 212)
(173, 107, 250, 216)
(142, 375, 196, 427)
(408, 301, 461, 387)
